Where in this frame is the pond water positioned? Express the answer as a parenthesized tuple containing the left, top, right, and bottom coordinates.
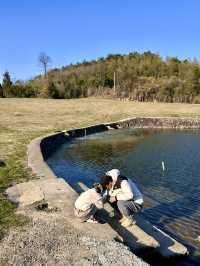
(47, 128, 200, 265)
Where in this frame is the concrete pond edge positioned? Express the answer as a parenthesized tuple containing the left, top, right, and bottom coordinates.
(8, 117, 200, 263)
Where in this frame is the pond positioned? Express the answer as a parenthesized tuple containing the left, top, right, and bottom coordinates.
(47, 128, 200, 265)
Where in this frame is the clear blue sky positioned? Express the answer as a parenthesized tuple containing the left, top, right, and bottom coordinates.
(0, 0, 200, 81)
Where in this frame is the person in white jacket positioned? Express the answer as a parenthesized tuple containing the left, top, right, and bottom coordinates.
(74, 183, 104, 223)
(101, 169, 143, 227)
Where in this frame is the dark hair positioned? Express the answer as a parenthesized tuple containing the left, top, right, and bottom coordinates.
(93, 183, 103, 194)
(100, 175, 113, 190)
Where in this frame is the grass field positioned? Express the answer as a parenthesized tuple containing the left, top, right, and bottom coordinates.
(1, 97, 200, 235)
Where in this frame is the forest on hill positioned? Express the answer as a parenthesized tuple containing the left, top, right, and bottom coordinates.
(1, 51, 200, 103)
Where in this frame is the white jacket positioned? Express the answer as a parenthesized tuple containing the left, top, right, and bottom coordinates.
(106, 169, 143, 204)
(75, 188, 103, 211)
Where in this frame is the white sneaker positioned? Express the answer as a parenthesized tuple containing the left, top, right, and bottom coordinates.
(86, 217, 99, 224)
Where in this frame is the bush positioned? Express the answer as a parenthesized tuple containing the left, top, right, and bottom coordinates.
(47, 82, 60, 99)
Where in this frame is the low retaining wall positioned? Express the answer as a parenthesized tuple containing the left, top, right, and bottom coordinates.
(111, 117, 200, 129)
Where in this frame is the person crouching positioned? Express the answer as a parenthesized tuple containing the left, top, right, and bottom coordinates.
(101, 169, 143, 227)
(74, 183, 104, 224)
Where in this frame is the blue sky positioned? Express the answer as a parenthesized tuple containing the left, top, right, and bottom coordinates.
(0, 0, 200, 81)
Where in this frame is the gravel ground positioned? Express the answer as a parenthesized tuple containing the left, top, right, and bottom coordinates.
(0, 211, 148, 266)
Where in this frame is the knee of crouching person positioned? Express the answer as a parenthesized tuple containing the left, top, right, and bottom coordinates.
(117, 200, 126, 211)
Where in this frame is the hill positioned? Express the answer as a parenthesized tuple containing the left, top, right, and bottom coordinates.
(1, 51, 200, 103)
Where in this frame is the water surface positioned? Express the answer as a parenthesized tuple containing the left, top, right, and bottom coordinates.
(47, 128, 200, 264)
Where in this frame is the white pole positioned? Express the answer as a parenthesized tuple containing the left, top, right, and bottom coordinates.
(162, 161, 165, 171)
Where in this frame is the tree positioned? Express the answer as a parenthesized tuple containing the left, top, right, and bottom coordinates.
(47, 82, 60, 98)
(38, 52, 51, 77)
(2, 71, 12, 97)
(0, 83, 3, 97)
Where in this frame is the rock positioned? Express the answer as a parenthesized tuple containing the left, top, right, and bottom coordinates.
(6, 181, 44, 206)
(14, 112, 22, 116)
(5, 178, 75, 209)
(35, 201, 48, 211)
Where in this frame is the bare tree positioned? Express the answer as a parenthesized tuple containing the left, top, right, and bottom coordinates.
(38, 52, 51, 77)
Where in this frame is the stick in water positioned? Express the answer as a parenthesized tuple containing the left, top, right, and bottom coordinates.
(162, 161, 165, 171)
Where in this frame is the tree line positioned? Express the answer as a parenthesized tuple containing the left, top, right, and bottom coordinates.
(1, 51, 200, 103)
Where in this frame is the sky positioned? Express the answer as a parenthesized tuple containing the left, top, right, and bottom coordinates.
(0, 0, 200, 81)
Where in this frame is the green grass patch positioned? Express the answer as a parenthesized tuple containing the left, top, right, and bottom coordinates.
(0, 193, 28, 239)
(0, 157, 29, 189)
(0, 156, 30, 238)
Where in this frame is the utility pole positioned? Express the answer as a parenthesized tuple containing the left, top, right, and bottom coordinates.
(113, 71, 116, 93)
